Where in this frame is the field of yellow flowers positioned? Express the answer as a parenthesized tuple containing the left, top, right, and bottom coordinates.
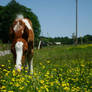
(0, 44, 92, 92)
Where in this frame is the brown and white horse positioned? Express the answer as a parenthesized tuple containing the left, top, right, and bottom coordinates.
(10, 14, 34, 73)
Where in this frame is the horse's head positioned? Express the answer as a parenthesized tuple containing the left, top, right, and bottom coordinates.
(13, 19, 26, 38)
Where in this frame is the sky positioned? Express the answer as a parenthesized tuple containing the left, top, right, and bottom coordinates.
(0, 0, 92, 38)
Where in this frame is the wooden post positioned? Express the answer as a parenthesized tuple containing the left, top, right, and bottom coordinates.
(75, 0, 78, 45)
(38, 40, 41, 50)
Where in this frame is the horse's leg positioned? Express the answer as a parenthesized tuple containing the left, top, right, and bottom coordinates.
(28, 55, 33, 74)
(27, 41, 34, 74)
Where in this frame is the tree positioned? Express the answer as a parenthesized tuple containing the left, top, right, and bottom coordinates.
(83, 35, 92, 43)
(0, 0, 41, 43)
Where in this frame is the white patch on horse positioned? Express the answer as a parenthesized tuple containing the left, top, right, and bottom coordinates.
(30, 58, 33, 74)
(15, 41, 23, 71)
(22, 19, 32, 30)
(13, 21, 20, 32)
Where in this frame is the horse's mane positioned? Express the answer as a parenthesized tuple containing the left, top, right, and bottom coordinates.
(16, 14, 24, 20)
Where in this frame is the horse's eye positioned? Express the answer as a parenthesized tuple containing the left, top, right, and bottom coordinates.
(19, 22, 22, 25)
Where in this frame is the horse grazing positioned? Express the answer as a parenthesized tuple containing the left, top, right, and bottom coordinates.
(10, 14, 34, 73)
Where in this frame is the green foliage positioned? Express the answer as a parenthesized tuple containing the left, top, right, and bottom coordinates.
(0, 45, 92, 91)
(39, 34, 92, 45)
(0, 0, 41, 43)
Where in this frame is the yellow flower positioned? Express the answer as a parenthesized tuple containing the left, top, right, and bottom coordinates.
(46, 88, 49, 92)
(44, 85, 48, 88)
(52, 68, 57, 71)
(1, 90, 6, 92)
(8, 91, 14, 92)
(12, 70, 16, 76)
(50, 82, 54, 86)
(40, 86, 44, 89)
(51, 75, 53, 78)
(11, 78, 15, 82)
(1, 64, 5, 67)
(46, 60, 50, 63)
(55, 80, 60, 85)
(64, 87, 70, 91)
(40, 63, 43, 65)
(8, 67, 11, 69)
(40, 80, 44, 84)
(27, 80, 30, 83)
(19, 86, 24, 90)
(10, 82, 13, 85)
(5, 73, 9, 76)
(15, 83, 20, 87)
(61, 81, 66, 87)
(17, 68, 21, 72)
(1, 86, 6, 89)
(59, 74, 62, 76)
(42, 65, 45, 69)
(8, 60, 11, 63)
(90, 86, 92, 88)
(25, 70, 28, 73)
(3, 69, 7, 72)
(28, 76, 32, 79)
(25, 83, 28, 86)
(81, 64, 85, 67)
(1, 80, 6, 82)
(46, 71, 50, 75)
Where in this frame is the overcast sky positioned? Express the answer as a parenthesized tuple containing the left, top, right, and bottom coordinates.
(0, 0, 92, 38)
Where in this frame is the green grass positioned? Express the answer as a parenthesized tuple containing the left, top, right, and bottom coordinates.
(0, 45, 92, 92)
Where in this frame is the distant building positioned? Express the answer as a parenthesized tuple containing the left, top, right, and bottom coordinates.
(54, 42, 61, 45)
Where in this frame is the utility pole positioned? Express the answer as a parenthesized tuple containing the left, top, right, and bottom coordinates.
(75, 0, 78, 45)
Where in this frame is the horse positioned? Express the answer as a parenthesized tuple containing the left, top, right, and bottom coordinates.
(10, 14, 34, 74)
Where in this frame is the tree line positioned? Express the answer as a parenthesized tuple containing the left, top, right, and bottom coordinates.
(39, 34, 92, 46)
(0, 0, 41, 43)
(0, 0, 92, 46)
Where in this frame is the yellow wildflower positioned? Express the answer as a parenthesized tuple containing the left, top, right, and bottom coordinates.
(50, 82, 54, 86)
(15, 83, 20, 87)
(64, 87, 70, 91)
(10, 82, 13, 85)
(1, 64, 5, 67)
(52, 68, 57, 71)
(19, 86, 24, 90)
(8, 67, 11, 69)
(40, 63, 43, 65)
(1, 90, 6, 92)
(8, 60, 11, 63)
(12, 69, 16, 76)
(61, 82, 66, 87)
(8, 91, 14, 92)
(5, 72, 9, 76)
(46, 71, 50, 75)
(46, 88, 49, 92)
(81, 64, 85, 67)
(42, 65, 45, 69)
(46, 60, 50, 63)
(1, 86, 6, 89)
(3, 69, 7, 72)
(40, 86, 44, 89)
(25, 70, 28, 73)
(40, 80, 44, 84)
(90, 86, 92, 88)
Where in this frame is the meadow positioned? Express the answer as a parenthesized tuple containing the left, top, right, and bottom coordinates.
(0, 44, 92, 92)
